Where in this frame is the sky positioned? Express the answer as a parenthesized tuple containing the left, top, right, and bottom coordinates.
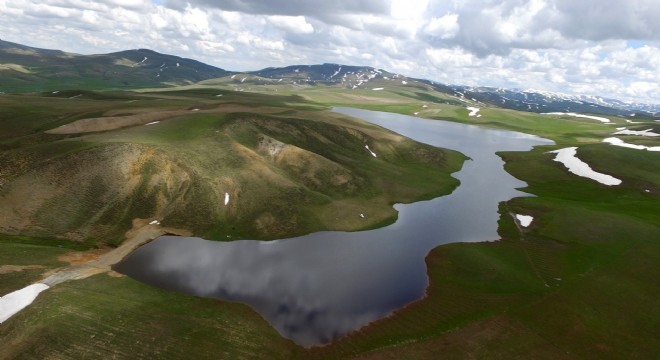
(1, 0, 659, 103)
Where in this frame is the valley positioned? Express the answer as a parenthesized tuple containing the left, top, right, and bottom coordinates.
(1, 41, 659, 359)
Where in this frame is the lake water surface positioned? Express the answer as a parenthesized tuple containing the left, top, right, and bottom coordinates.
(114, 108, 553, 346)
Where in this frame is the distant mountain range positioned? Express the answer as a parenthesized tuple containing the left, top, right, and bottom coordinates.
(224, 64, 660, 118)
(439, 86, 660, 118)
(0, 39, 229, 92)
(1, 39, 658, 118)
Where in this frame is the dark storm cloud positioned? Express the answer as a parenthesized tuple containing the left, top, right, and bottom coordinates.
(552, 0, 660, 42)
(165, 0, 389, 21)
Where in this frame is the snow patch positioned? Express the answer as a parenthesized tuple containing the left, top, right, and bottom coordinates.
(133, 57, 147, 67)
(1, 284, 49, 323)
(215, 94, 223, 97)
(365, 145, 377, 157)
(176, 62, 180, 67)
(145, 121, 160, 126)
(329, 67, 342, 79)
(549, 147, 622, 185)
(602, 137, 660, 151)
(613, 129, 660, 137)
(372, 88, 384, 91)
(542, 112, 610, 123)
(401, 81, 407, 85)
(516, 215, 533, 228)
(224, 192, 230, 206)
(149, 220, 160, 225)
(466, 107, 480, 117)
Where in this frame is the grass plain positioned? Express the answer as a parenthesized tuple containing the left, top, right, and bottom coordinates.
(1, 81, 659, 359)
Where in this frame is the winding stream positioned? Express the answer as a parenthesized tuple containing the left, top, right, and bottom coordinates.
(114, 107, 553, 346)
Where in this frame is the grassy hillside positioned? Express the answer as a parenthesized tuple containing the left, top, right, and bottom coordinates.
(1, 81, 659, 359)
(155, 79, 654, 145)
(0, 89, 465, 243)
(2, 142, 658, 358)
(0, 40, 230, 93)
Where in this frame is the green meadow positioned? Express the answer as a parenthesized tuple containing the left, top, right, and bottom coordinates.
(1, 83, 659, 359)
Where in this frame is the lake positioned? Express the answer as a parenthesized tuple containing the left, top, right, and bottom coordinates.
(113, 107, 553, 346)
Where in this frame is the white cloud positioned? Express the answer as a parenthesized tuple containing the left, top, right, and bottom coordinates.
(424, 13, 459, 39)
(267, 15, 314, 34)
(426, 47, 475, 69)
(390, 0, 428, 20)
(106, 0, 147, 8)
(0, 0, 658, 103)
(81, 32, 114, 47)
(108, 6, 142, 24)
(236, 32, 285, 51)
(545, 68, 566, 84)
(80, 9, 98, 24)
(198, 40, 235, 53)
(24, 3, 79, 18)
(180, 5, 211, 37)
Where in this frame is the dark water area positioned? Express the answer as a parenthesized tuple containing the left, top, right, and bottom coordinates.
(114, 108, 553, 347)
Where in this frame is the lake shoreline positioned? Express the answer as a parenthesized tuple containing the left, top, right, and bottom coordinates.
(114, 108, 553, 346)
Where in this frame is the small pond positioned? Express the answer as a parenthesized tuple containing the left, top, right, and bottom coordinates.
(114, 107, 553, 346)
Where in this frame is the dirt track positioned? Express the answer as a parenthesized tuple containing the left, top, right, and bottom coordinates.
(40, 223, 185, 286)
(46, 105, 286, 134)
(45, 110, 190, 134)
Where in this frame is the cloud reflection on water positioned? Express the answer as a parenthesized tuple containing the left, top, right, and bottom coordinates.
(115, 108, 553, 346)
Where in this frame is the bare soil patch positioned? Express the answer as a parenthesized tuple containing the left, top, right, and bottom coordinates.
(46, 111, 190, 134)
(40, 220, 190, 286)
(336, 93, 409, 104)
(0, 265, 45, 275)
(46, 105, 286, 134)
(58, 249, 107, 265)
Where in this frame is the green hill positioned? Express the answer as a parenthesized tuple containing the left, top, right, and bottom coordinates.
(0, 39, 230, 93)
(0, 89, 465, 243)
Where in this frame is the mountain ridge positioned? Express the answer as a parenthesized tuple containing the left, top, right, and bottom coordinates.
(1, 39, 658, 118)
(0, 39, 231, 92)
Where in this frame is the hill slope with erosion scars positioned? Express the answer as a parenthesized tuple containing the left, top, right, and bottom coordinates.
(0, 92, 465, 243)
(0, 142, 190, 244)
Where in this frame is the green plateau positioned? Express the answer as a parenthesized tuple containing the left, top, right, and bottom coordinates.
(1, 41, 659, 359)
